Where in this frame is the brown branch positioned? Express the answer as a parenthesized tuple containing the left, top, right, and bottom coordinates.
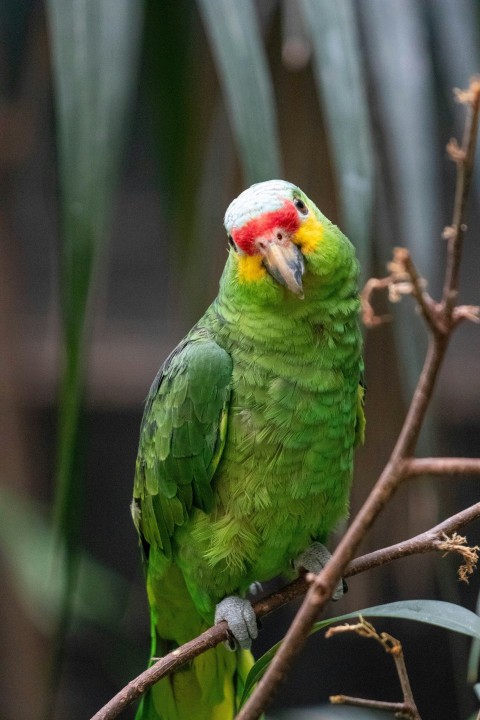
(345, 501, 480, 577)
(360, 248, 441, 334)
(90, 501, 480, 720)
(331, 695, 412, 716)
(452, 303, 480, 327)
(389, 247, 440, 335)
(361, 276, 392, 327)
(403, 457, 480, 477)
(327, 618, 421, 719)
(391, 643, 421, 720)
(235, 77, 480, 720)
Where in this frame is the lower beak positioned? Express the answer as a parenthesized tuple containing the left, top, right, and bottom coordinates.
(262, 240, 305, 298)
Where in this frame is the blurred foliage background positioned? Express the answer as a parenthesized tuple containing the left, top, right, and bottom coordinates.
(0, 1, 479, 719)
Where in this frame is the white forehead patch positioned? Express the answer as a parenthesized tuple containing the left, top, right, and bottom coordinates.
(224, 179, 298, 233)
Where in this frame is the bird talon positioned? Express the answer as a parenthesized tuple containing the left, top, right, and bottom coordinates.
(225, 629, 237, 651)
(294, 541, 345, 600)
(215, 596, 258, 650)
(248, 581, 263, 596)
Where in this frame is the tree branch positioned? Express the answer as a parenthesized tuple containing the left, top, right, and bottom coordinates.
(389, 247, 440, 335)
(235, 77, 480, 720)
(345, 502, 480, 578)
(90, 501, 480, 720)
(330, 695, 412, 716)
(402, 457, 480, 477)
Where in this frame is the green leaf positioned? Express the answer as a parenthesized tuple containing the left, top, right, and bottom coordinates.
(142, 0, 198, 224)
(197, 0, 282, 184)
(299, 0, 374, 282)
(241, 600, 480, 706)
(467, 590, 480, 683)
(358, 0, 440, 281)
(46, 0, 143, 562)
(358, 1, 440, 404)
(48, 0, 143, 341)
(46, 0, 143, 691)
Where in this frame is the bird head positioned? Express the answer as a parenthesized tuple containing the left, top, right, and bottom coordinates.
(224, 180, 326, 299)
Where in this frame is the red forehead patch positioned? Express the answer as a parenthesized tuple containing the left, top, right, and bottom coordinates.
(232, 200, 300, 255)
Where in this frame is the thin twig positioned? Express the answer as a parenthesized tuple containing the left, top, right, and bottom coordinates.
(392, 646, 421, 720)
(327, 618, 421, 719)
(361, 248, 441, 334)
(443, 79, 480, 318)
(390, 247, 440, 335)
(330, 695, 412, 716)
(90, 501, 480, 720)
(235, 78, 480, 720)
(361, 276, 392, 327)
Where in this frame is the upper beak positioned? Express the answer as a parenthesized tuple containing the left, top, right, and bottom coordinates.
(259, 237, 305, 298)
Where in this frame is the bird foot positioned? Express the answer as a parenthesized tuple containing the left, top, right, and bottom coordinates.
(215, 596, 258, 650)
(294, 541, 345, 600)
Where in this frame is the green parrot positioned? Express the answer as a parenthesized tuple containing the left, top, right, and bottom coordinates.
(132, 179, 364, 720)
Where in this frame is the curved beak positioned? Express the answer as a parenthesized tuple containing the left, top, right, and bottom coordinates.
(260, 238, 305, 298)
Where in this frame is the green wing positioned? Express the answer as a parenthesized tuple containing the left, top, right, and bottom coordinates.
(132, 329, 233, 560)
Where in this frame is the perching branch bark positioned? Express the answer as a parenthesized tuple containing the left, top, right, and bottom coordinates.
(235, 78, 480, 720)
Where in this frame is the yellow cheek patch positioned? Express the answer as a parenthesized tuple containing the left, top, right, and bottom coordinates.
(236, 253, 267, 283)
(294, 213, 323, 254)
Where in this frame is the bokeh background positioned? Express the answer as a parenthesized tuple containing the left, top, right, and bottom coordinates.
(1, 1, 479, 719)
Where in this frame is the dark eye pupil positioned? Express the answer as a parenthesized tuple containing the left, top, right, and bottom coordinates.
(294, 198, 308, 215)
(228, 234, 237, 252)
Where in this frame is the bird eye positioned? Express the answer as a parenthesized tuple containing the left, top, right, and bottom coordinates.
(294, 198, 308, 216)
(228, 234, 238, 252)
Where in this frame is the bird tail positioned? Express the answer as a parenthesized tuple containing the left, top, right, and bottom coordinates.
(135, 559, 253, 720)
(135, 632, 253, 720)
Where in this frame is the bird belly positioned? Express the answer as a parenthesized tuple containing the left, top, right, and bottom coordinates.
(221, 393, 355, 580)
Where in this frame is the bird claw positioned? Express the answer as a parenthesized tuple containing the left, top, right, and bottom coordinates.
(249, 581, 263, 596)
(294, 541, 345, 600)
(215, 596, 258, 650)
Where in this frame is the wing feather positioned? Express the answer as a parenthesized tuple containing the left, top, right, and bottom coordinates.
(133, 331, 232, 560)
